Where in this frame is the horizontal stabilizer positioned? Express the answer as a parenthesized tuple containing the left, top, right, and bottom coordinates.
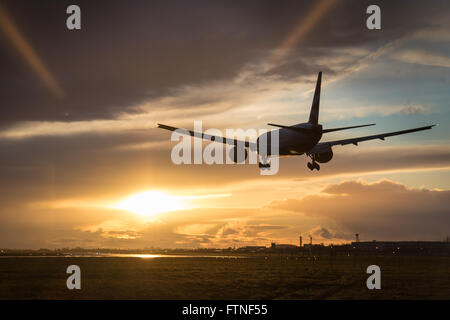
(322, 123, 375, 133)
(267, 123, 313, 133)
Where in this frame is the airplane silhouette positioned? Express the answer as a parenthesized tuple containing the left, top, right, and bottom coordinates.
(158, 72, 435, 171)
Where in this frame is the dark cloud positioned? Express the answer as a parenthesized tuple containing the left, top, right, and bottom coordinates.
(309, 226, 333, 239)
(0, 0, 446, 124)
(269, 179, 450, 241)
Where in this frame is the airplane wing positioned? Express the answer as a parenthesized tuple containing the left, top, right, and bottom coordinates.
(309, 124, 436, 153)
(157, 123, 257, 151)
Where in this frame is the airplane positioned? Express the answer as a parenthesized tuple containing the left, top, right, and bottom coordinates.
(157, 72, 436, 171)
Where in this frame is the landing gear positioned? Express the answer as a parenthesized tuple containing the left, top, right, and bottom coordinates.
(307, 161, 320, 171)
(259, 156, 271, 170)
(307, 154, 320, 171)
(259, 162, 271, 169)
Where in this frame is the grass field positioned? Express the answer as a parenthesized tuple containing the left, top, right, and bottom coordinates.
(0, 255, 449, 299)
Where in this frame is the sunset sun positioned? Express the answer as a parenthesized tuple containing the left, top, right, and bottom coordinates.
(112, 191, 187, 217)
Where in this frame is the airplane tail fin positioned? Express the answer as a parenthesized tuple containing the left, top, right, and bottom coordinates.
(308, 71, 322, 124)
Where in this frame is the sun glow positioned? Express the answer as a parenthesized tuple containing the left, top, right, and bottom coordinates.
(112, 191, 187, 217)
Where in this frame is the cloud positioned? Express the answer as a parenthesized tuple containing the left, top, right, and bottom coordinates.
(0, 194, 311, 248)
(1, 0, 445, 125)
(1, 138, 449, 212)
(392, 49, 450, 68)
(413, 26, 450, 42)
(173, 221, 289, 247)
(0, 1, 447, 140)
(269, 179, 450, 241)
(299, 226, 353, 243)
(307, 226, 333, 239)
(398, 104, 428, 115)
(2, 177, 449, 248)
(320, 103, 431, 120)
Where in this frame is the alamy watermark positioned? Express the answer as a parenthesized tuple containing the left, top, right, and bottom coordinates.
(170, 121, 279, 175)
(66, 5, 81, 30)
(66, 265, 81, 290)
(366, 265, 381, 290)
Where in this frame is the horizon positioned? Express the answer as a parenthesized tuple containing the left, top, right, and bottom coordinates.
(2, 237, 450, 252)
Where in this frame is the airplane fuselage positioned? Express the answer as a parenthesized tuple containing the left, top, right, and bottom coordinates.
(257, 122, 323, 156)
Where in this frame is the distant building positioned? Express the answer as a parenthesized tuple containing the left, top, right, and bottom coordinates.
(268, 243, 299, 252)
(303, 243, 324, 248)
(351, 241, 450, 255)
(273, 244, 298, 249)
(236, 246, 266, 253)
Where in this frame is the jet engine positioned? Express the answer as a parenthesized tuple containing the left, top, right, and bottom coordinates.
(312, 149, 333, 163)
(228, 146, 248, 163)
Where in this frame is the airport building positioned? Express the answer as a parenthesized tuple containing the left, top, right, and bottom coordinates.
(351, 240, 450, 255)
(234, 236, 450, 256)
(236, 246, 266, 253)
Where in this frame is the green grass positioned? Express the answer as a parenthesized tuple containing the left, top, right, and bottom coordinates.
(0, 255, 449, 299)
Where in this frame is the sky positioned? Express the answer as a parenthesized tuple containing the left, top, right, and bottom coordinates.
(0, 0, 449, 249)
